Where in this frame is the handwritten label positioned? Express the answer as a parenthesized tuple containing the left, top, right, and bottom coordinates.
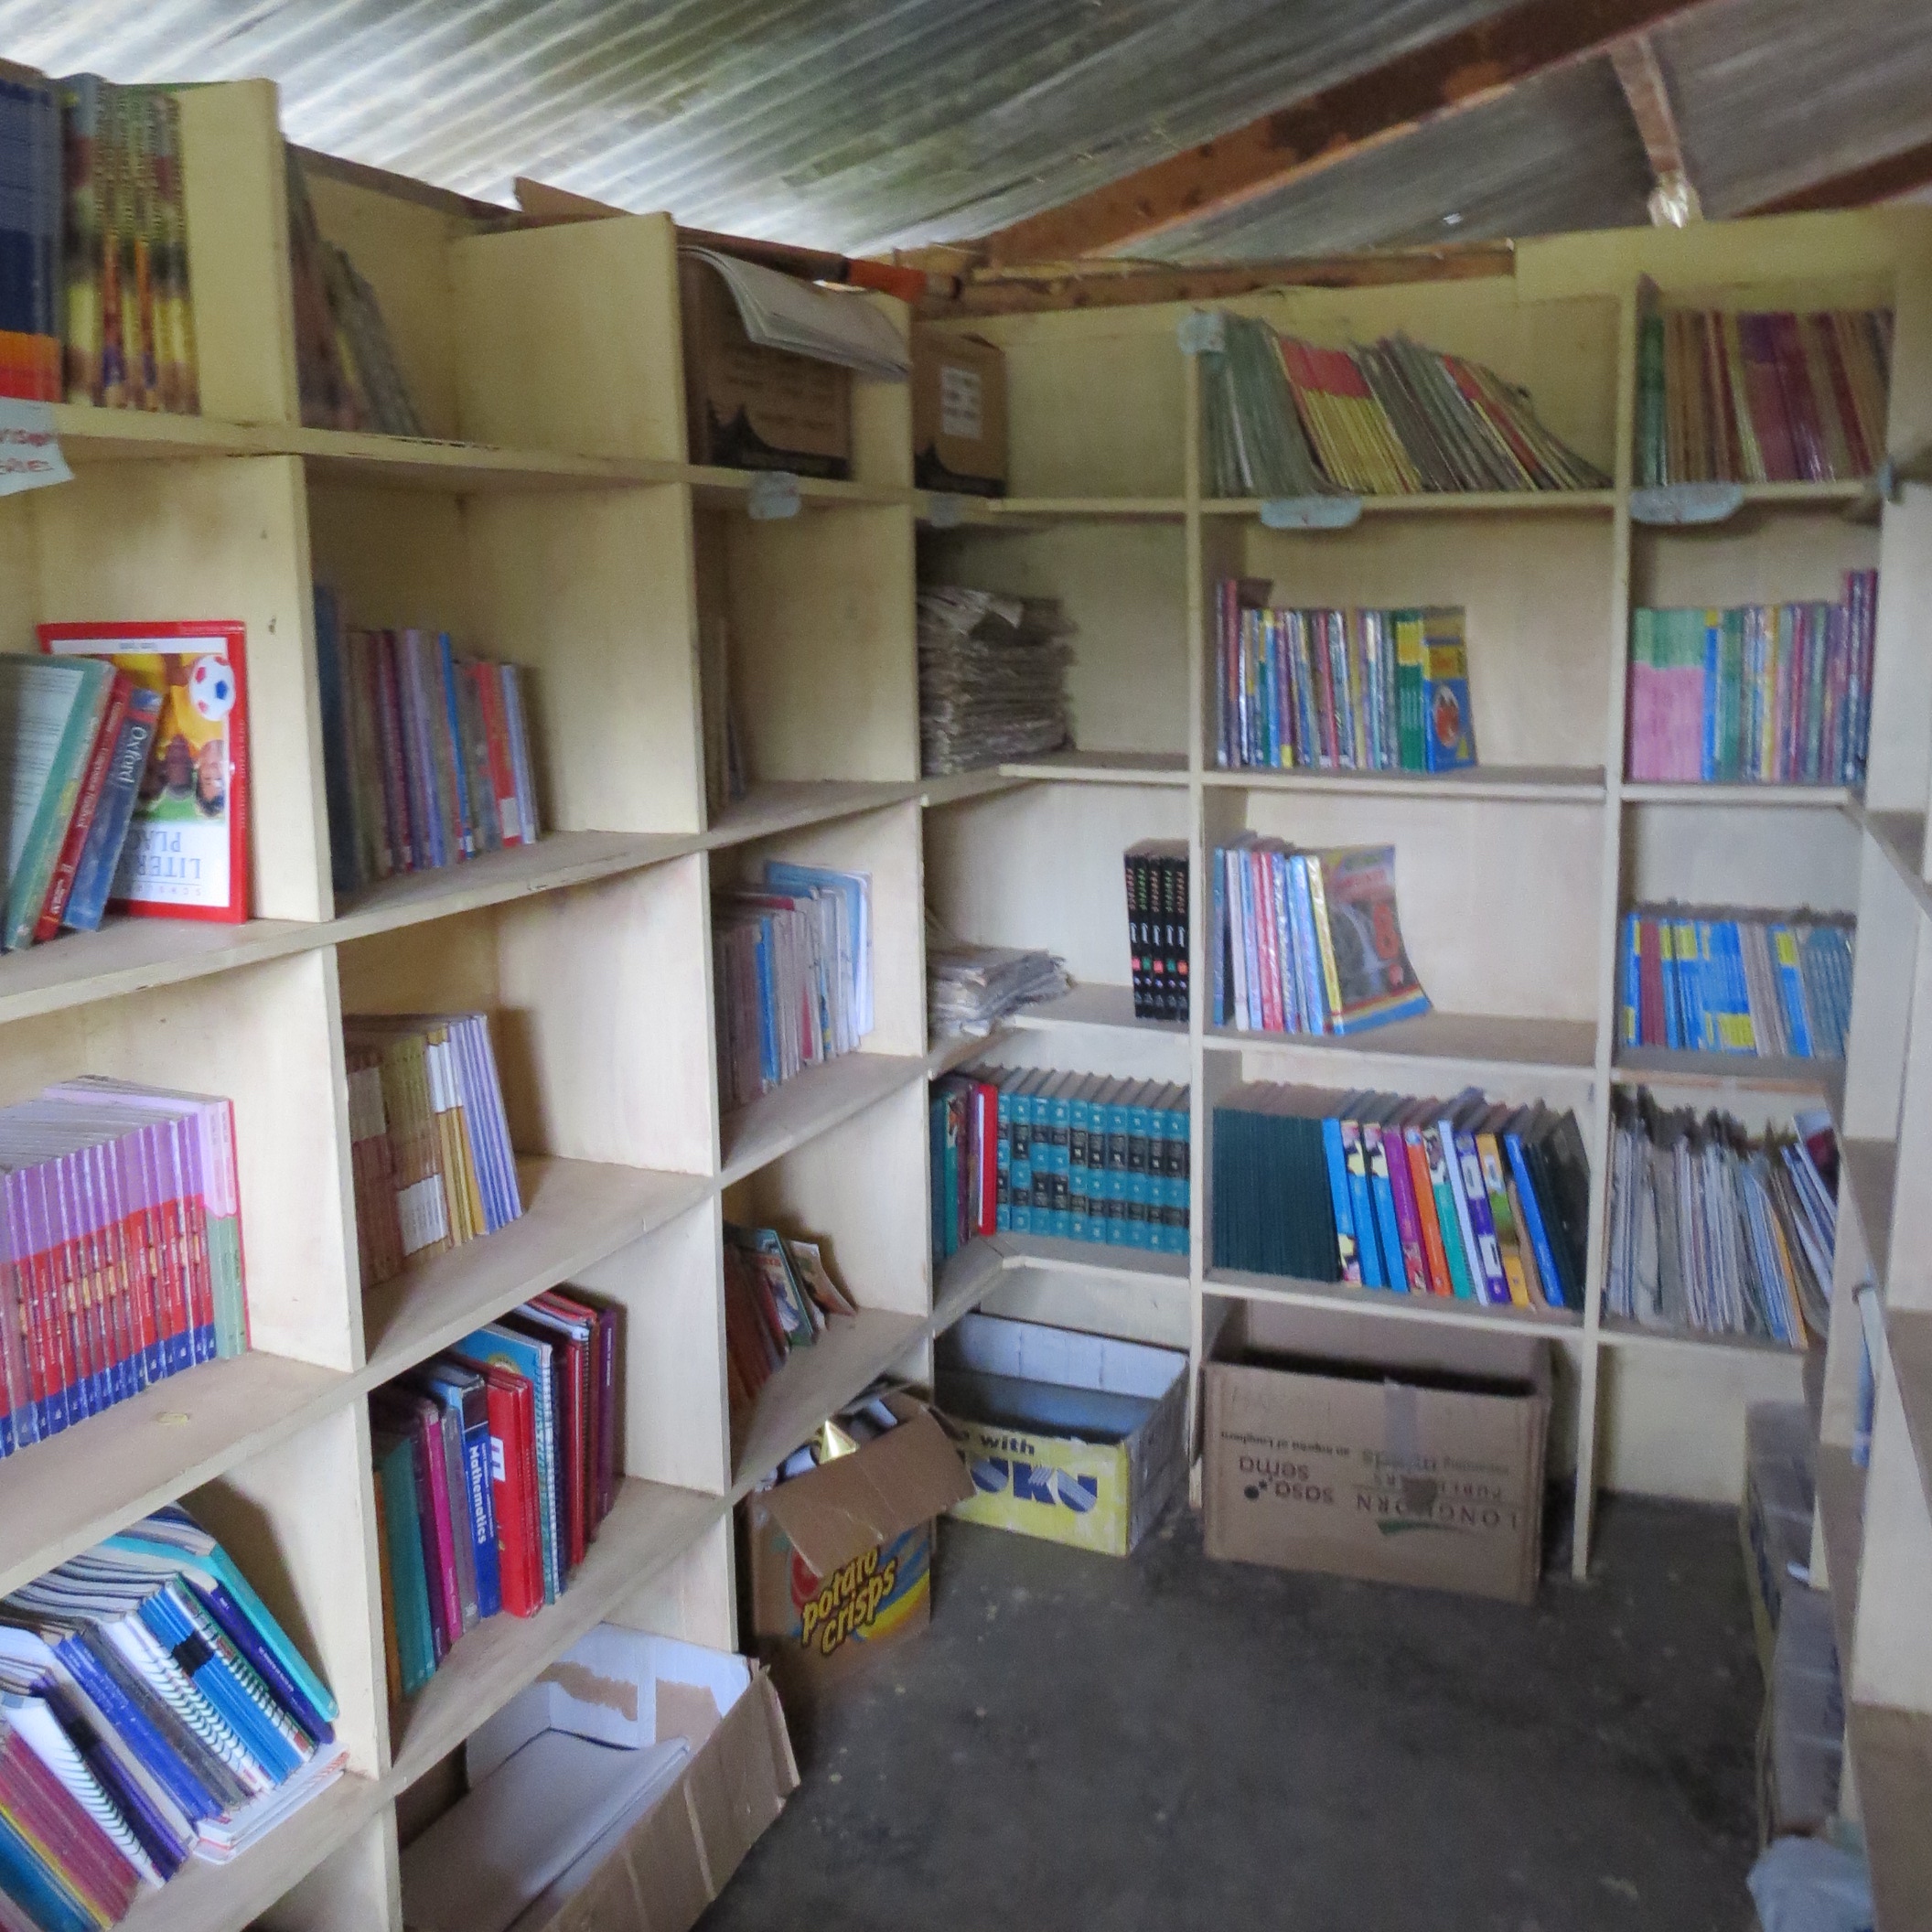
(747, 470, 801, 521)
(1260, 494, 1362, 531)
(1177, 311, 1226, 356)
(0, 400, 70, 497)
(926, 491, 967, 531)
(1629, 482, 1743, 526)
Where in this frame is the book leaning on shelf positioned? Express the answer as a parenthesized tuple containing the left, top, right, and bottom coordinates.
(0, 1502, 344, 1926)
(373, 1292, 619, 1704)
(723, 1223, 857, 1420)
(1213, 1083, 1589, 1312)
(0, 1078, 247, 1461)
(344, 1014, 523, 1290)
(312, 589, 542, 898)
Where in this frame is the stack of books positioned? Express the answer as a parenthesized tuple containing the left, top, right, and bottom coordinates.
(926, 939, 1068, 1039)
(714, 864, 873, 1110)
(934, 1068, 1190, 1263)
(1124, 841, 1188, 1022)
(1606, 1093, 1836, 1348)
(0, 1504, 346, 1909)
(917, 587, 1073, 777)
(0, 656, 166, 952)
(722, 1223, 857, 1419)
(1626, 573, 1877, 787)
(373, 1293, 619, 1700)
(0, 71, 60, 403)
(1212, 1083, 1589, 1311)
(1215, 585, 1476, 773)
(0, 1076, 247, 1458)
(343, 1013, 523, 1289)
(1202, 315, 1607, 497)
(1619, 907, 1853, 1059)
(1211, 840, 1430, 1037)
(313, 590, 542, 897)
(1637, 306, 1890, 485)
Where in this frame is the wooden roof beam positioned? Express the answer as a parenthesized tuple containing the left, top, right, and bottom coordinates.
(974, 0, 1713, 263)
(1745, 138, 1932, 217)
(1608, 34, 1701, 225)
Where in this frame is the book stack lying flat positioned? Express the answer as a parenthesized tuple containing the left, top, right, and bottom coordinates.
(344, 1014, 523, 1289)
(926, 938, 1068, 1039)
(313, 590, 541, 898)
(917, 588, 1073, 777)
(374, 1294, 619, 1701)
(1211, 839, 1430, 1037)
(1215, 585, 1476, 773)
(0, 1503, 345, 1918)
(1607, 1093, 1837, 1348)
(1637, 305, 1890, 486)
(1214, 1084, 1589, 1310)
(714, 864, 873, 1110)
(722, 1223, 857, 1420)
(933, 1068, 1189, 1265)
(0, 1077, 247, 1459)
(1124, 841, 1188, 1022)
(1620, 907, 1853, 1059)
(1626, 574, 1877, 787)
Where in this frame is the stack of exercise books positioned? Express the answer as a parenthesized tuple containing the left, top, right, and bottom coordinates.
(373, 1293, 618, 1701)
(0, 1077, 247, 1459)
(344, 1013, 523, 1290)
(1606, 1092, 1836, 1347)
(933, 1067, 1190, 1264)
(1124, 841, 1189, 1022)
(917, 588, 1073, 777)
(313, 590, 542, 897)
(1210, 839, 1430, 1037)
(1212, 1083, 1589, 1311)
(714, 863, 873, 1110)
(1215, 585, 1476, 773)
(722, 1223, 857, 1419)
(1626, 573, 1878, 786)
(0, 72, 60, 403)
(1201, 314, 1607, 498)
(1619, 907, 1853, 1060)
(0, 1503, 345, 1916)
(926, 936, 1068, 1039)
(1636, 305, 1890, 486)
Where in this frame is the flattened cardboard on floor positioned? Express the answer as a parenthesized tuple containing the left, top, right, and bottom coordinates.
(1203, 1302, 1551, 1603)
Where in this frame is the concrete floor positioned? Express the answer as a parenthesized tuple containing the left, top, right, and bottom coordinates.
(703, 1497, 1762, 1932)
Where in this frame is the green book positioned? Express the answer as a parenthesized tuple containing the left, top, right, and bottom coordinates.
(1394, 609, 1426, 772)
(0, 654, 115, 951)
(374, 1430, 436, 1697)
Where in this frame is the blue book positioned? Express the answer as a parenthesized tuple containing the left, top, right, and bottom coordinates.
(41, 1676, 190, 1877)
(452, 1323, 561, 1603)
(53, 1632, 222, 1824)
(0, 1808, 93, 1932)
(1659, 918, 1680, 1050)
(1318, 1115, 1359, 1282)
(1270, 849, 1301, 1033)
(1506, 1132, 1568, 1312)
(1046, 1073, 1076, 1240)
(417, 1362, 502, 1623)
(437, 633, 476, 859)
(752, 918, 778, 1087)
(1338, 1117, 1383, 1287)
(62, 684, 162, 932)
(137, 1589, 301, 1784)
(373, 1429, 436, 1695)
(1237, 847, 1262, 1029)
(1210, 857, 1227, 1025)
(1288, 855, 1327, 1033)
(1364, 1119, 1405, 1293)
(1701, 612, 1722, 781)
(1621, 915, 1639, 1046)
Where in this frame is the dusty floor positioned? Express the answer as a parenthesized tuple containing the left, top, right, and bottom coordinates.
(702, 1497, 1761, 1932)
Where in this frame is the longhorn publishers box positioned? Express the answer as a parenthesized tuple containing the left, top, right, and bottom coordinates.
(1203, 1303, 1551, 1603)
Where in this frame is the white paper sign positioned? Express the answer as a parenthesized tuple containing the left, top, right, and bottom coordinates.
(939, 363, 982, 440)
(0, 400, 70, 496)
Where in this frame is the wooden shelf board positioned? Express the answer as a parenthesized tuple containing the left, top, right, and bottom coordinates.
(935, 495, 1188, 523)
(362, 1156, 713, 1375)
(1858, 806, 1932, 918)
(1848, 1702, 1932, 1932)
(1843, 1135, 1899, 1288)
(997, 1231, 1188, 1285)
(1621, 780, 1852, 808)
(1886, 1310, 1932, 1519)
(1206, 1009, 1597, 1076)
(931, 1239, 1014, 1330)
(1205, 1266, 1583, 1336)
(1597, 1317, 1806, 1358)
(1736, 478, 1872, 507)
(918, 768, 1034, 808)
(1816, 1441, 1866, 1669)
(1004, 981, 1186, 1036)
(705, 779, 916, 849)
(687, 466, 910, 510)
(1203, 764, 1605, 802)
(997, 750, 1188, 786)
(389, 1478, 724, 1787)
(927, 1028, 1013, 1078)
(719, 1051, 927, 1187)
(292, 429, 660, 494)
(1202, 489, 1617, 517)
(0, 1351, 350, 1599)
(1612, 1045, 1843, 1096)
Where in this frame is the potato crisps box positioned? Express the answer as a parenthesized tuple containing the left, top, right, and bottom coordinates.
(935, 1315, 1189, 1558)
(745, 1392, 973, 1700)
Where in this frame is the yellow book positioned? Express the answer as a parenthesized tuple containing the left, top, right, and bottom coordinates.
(1476, 1133, 1532, 1308)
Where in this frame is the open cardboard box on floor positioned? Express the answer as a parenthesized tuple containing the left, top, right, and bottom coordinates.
(1202, 1302, 1552, 1603)
(744, 1390, 975, 1703)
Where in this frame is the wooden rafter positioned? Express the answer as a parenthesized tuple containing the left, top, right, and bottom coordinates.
(1607, 34, 1701, 224)
(974, 0, 1713, 263)
(1746, 138, 1932, 217)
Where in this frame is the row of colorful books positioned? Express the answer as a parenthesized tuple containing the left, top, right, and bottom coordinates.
(1626, 574, 1877, 788)
(0, 1076, 246, 1461)
(1210, 839, 1430, 1038)
(313, 591, 542, 896)
(0, 1505, 344, 1927)
(722, 1222, 857, 1419)
(1637, 306, 1890, 487)
(345, 1013, 524, 1291)
(1606, 1093, 1836, 1348)
(932, 1067, 1191, 1263)
(1212, 1083, 1590, 1310)
(1214, 585, 1476, 774)
(1618, 908, 1853, 1060)
(1123, 841, 1189, 1022)
(372, 1293, 617, 1702)
(1201, 314, 1608, 499)
(714, 864, 874, 1111)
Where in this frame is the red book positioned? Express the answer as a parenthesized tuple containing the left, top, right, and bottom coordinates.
(32, 1163, 91, 1422)
(1770, 313, 1829, 482)
(1701, 314, 1741, 481)
(1740, 316, 1799, 481)
(971, 1081, 999, 1237)
(414, 1397, 464, 1653)
(0, 1729, 142, 1923)
(1372, 1119, 1430, 1295)
(467, 661, 524, 847)
(457, 1363, 542, 1618)
(34, 674, 131, 941)
(1253, 850, 1283, 1033)
(1812, 315, 1872, 477)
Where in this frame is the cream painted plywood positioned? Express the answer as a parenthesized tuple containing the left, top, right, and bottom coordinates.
(1631, 510, 1881, 611)
(1621, 803, 1861, 912)
(1594, 1340, 1804, 1501)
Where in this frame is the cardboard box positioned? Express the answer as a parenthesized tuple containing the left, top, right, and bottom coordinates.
(744, 1390, 974, 1697)
(935, 1314, 1189, 1558)
(912, 329, 1007, 496)
(402, 1626, 798, 1932)
(1203, 1303, 1551, 1603)
(679, 253, 851, 477)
